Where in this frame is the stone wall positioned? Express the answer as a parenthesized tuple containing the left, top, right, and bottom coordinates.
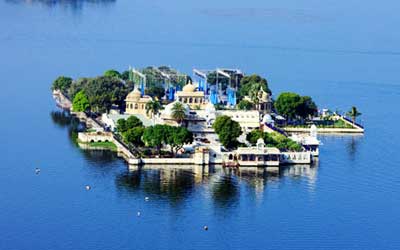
(280, 152, 311, 164)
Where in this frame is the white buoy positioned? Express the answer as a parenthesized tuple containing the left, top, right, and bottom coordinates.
(145, 197, 149, 201)
(85, 185, 91, 190)
(35, 168, 41, 175)
(203, 226, 208, 231)
(137, 211, 141, 217)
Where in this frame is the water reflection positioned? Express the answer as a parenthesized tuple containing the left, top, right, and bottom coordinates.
(50, 110, 82, 145)
(209, 169, 240, 209)
(115, 165, 319, 208)
(51, 111, 119, 165)
(5, 0, 116, 11)
(116, 167, 196, 206)
(346, 135, 363, 161)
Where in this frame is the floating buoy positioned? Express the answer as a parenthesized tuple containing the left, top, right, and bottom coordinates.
(137, 211, 141, 217)
(85, 185, 91, 190)
(145, 197, 149, 201)
(35, 168, 41, 175)
(203, 226, 208, 231)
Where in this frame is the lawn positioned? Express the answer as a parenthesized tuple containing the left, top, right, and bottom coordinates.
(88, 141, 117, 151)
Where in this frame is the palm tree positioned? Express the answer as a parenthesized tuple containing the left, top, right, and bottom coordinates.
(171, 102, 186, 125)
(346, 106, 362, 124)
(146, 100, 162, 124)
(248, 83, 263, 110)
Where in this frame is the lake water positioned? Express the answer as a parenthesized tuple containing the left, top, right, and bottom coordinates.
(1, 0, 400, 249)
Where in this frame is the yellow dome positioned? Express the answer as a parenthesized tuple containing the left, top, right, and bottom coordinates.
(126, 88, 141, 101)
(182, 82, 196, 92)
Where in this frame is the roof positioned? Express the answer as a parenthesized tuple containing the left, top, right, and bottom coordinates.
(107, 113, 153, 127)
(182, 82, 196, 92)
(236, 146, 280, 154)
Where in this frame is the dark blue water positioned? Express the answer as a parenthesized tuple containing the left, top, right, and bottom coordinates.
(1, 1, 399, 249)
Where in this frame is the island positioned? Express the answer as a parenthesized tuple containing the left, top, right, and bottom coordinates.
(52, 66, 364, 171)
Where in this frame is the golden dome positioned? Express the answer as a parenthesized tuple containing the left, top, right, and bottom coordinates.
(126, 88, 141, 101)
(182, 82, 196, 92)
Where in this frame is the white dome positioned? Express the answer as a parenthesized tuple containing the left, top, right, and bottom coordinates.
(257, 137, 265, 145)
(310, 124, 318, 138)
(256, 137, 265, 149)
(161, 101, 190, 118)
(263, 114, 274, 124)
(205, 102, 216, 113)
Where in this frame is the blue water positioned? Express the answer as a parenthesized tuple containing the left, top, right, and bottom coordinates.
(1, 0, 400, 249)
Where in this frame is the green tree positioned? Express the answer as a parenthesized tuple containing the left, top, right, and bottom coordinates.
(146, 100, 162, 124)
(246, 129, 264, 144)
(145, 86, 165, 100)
(237, 100, 253, 110)
(116, 118, 128, 133)
(297, 96, 317, 119)
(237, 74, 270, 101)
(72, 90, 90, 112)
(123, 127, 145, 146)
(125, 116, 143, 129)
(142, 125, 167, 155)
(171, 102, 186, 125)
(69, 76, 129, 113)
(52, 76, 73, 95)
(213, 116, 242, 149)
(104, 69, 121, 79)
(274, 92, 302, 120)
(275, 92, 317, 120)
(120, 70, 130, 81)
(246, 130, 302, 151)
(116, 116, 143, 134)
(269, 132, 302, 151)
(346, 106, 362, 123)
(166, 126, 193, 155)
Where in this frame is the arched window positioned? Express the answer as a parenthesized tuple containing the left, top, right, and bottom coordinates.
(134, 104, 138, 109)
(189, 97, 193, 103)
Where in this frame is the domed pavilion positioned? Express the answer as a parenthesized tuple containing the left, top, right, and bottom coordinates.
(125, 88, 152, 116)
(175, 81, 206, 109)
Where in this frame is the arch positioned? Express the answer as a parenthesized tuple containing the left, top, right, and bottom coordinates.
(134, 103, 138, 109)
(228, 154, 233, 160)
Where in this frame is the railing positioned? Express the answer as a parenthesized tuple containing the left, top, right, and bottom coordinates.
(340, 115, 364, 129)
(265, 123, 288, 136)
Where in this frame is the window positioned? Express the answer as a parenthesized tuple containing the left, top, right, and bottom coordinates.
(249, 154, 255, 161)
